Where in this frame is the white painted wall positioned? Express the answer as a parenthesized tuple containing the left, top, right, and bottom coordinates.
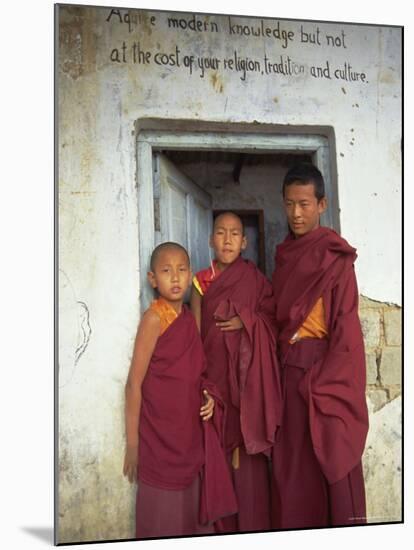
(57, 5, 402, 542)
(59, 6, 401, 305)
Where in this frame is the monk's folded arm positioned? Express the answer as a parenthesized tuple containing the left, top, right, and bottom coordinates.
(216, 315, 244, 331)
(329, 266, 361, 350)
(337, 266, 359, 317)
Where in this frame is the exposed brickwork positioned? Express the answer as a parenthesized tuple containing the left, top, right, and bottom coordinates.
(384, 309, 402, 347)
(359, 296, 402, 409)
(365, 352, 378, 385)
(360, 309, 381, 348)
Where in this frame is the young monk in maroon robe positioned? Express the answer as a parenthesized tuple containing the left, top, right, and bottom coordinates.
(271, 163, 369, 529)
(191, 212, 282, 533)
(123, 242, 237, 539)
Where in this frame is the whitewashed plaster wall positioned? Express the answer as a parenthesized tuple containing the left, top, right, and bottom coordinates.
(57, 5, 402, 543)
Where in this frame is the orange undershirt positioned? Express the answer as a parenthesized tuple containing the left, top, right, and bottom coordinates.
(290, 297, 328, 343)
(193, 260, 221, 296)
(149, 297, 178, 335)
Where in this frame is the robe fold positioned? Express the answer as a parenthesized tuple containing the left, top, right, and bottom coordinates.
(272, 227, 369, 485)
(137, 305, 237, 537)
(200, 256, 282, 456)
(200, 378, 239, 525)
(198, 256, 282, 532)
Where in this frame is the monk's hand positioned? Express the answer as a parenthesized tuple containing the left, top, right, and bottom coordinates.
(123, 444, 139, 483)
(215, 315, 243, 331)
(200, 390, 214, 421)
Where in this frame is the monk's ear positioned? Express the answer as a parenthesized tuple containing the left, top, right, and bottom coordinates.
(187, 269, 193, 288)
(318, 196, 328, 215)
(241, 235, 248, 251)
(147, 271, 157, 289)
(209, 235, 214, 248)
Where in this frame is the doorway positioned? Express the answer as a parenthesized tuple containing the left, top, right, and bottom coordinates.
(136, 123, 338, 309)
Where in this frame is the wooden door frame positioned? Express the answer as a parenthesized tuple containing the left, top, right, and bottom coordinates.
(136, 121, 337, 308)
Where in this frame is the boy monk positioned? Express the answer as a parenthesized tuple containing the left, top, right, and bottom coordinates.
(123, 242, 237, 539)
(272, 163, 369, 529)
(191, 212, 282, 533)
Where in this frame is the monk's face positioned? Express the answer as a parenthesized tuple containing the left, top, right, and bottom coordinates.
(283, 182, 327, 238)
(148, 247, 192, 304)
(210, 213, 247, 270)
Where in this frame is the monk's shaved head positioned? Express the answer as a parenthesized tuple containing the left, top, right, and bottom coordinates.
(213, 211, 245, 234)
(150, 242, 190, 271)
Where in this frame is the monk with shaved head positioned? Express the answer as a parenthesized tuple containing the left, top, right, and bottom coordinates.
(191, 212, 282, 533)
(123, 241, 237, 538)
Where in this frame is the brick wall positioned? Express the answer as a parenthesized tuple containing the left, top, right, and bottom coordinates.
(359, 295, 402, 523)
(359, 296, 402, 410)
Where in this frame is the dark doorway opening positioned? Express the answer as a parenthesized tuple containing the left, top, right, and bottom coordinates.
(162, 149, 312, 278)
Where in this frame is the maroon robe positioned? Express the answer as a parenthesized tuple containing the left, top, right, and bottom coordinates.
(272, 226, 369, 528)
(199, 256, 282, 532)
(137, 305, 237, 538)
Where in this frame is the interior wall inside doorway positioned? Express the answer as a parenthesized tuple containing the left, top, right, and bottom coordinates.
(164, 151, 312, 278)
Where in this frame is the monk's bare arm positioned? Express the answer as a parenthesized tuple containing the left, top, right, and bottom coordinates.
(123, 309, 160, 483)
(190, 284, 202, 332)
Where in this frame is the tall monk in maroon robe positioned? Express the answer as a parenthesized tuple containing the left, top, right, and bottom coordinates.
(124, 243, 237, 539)
(271, 163, 369, 529)
(191, 212, 282, 533)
